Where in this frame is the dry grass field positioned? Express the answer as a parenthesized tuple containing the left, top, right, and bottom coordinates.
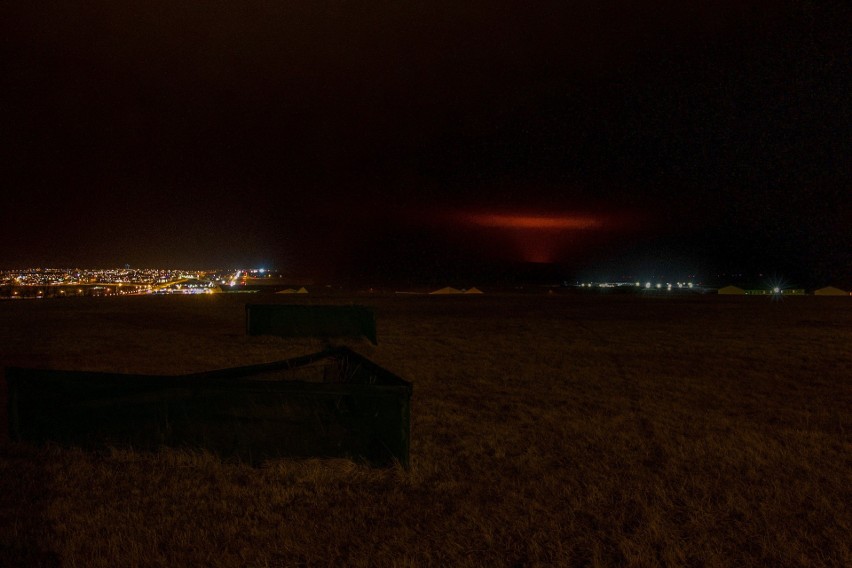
(1, 292, 850, 567)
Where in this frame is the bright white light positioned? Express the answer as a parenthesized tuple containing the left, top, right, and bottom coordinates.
(773, 287, 780, 294)
(645, 282, 651, 289)
(635, 282, 640, 286)
(656, 283, 661, 289)
(688, 283, 693, 288)
(259, 268, 265, 274)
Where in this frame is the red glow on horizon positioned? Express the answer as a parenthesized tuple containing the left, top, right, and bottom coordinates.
(447, 210, 627, 263)
(463, 213, 603, 230)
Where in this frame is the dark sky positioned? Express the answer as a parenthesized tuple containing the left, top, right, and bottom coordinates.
(2, 1, 849, 285)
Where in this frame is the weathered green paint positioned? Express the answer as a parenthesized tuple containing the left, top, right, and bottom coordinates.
(5, 347, 410, 467)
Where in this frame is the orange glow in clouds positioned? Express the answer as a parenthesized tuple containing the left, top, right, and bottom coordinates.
(455, 211, 609, 263)
(464, 213, 603, 230)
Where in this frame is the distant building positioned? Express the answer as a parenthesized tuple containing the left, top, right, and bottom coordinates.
(814, 286, 848, 296)
(717, 285, 745, 295)
(430, 287, 463, 295)
(276, 287, 308, 294)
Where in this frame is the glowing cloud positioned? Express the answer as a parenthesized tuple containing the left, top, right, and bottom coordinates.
(446, 210, 610, 263)
(461, 213, 603, 230)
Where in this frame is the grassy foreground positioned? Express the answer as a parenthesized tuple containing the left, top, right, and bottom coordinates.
(1, 293, 850, 567)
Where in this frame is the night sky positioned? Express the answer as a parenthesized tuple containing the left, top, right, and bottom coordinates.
(2, 2, 849, 286)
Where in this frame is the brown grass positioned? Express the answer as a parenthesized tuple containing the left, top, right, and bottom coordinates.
(1, 293, 850, 567)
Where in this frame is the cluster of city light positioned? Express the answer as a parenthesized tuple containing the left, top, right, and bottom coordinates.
(149, 281, 219, 295)
(639, 281, 695, 290)
(0, 267, 250, 299)
(227, 270, 243, 287)
(579, 281, 695, 290)
(0, 267, 218, 287)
